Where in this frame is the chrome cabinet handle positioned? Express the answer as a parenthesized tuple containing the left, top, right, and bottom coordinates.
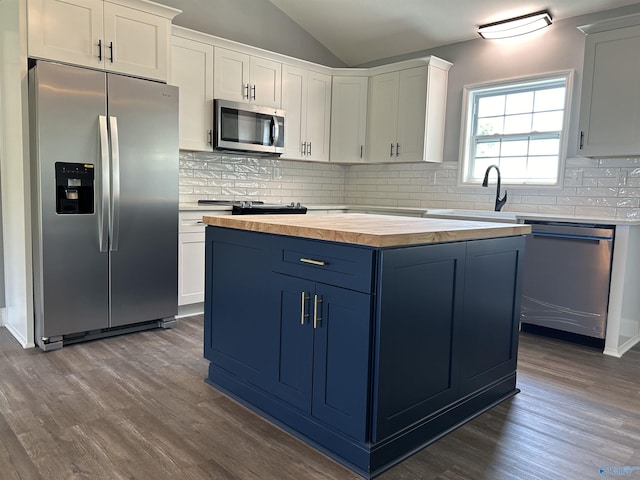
(108, 41, 114, 63)
(299, 258, 325, 266)
(251, 84, 256, 101)
(244, 84, 250, 99)
(360, 145, 363, 158)
(98, 39, 103, 61)
(301, 141, 307, 155)
(307, 141, 312, 156)
(396, 143, 400, 156)
(313, 294, 323, 329)
(271, 116, 280, 147)
(208, 129, 212, 146)
(301, 292, 310, 325)
(390, 143, 394, 157)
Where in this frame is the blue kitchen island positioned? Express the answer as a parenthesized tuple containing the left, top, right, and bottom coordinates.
(202, 213, 530, 478)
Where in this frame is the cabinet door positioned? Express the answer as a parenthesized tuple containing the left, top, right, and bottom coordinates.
(396, 67, 427, 162)
(250, 57, 282, 108)
(367, 71, 399, 162)
(373, 242, 465, 442)
(170, 36, 214, 151)
(304, 71, 332, 162)
(103, 2, 170, 81)
(579, 25, 640, 157)
(312, 284, 371, 441)
(205, 228, 277, 390)
(282, 64, 306, 160)
(330, 76, 368, 163)
(458, 236, 524, 396)
(214, 47, 250, 103)
(270, 274, 315, 411)
(27, 0, 104, 70)
(178, 232, 205, 305)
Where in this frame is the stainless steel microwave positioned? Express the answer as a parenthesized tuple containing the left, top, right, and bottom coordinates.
(213, 99, 285, 155)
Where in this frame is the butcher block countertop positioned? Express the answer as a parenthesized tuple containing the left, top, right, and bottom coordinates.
(202, 213, 531, 247)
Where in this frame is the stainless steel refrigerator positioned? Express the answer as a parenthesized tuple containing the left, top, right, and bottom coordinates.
(29, 60, 179, 351)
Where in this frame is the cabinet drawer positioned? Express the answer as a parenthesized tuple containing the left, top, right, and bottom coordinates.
(272, 237, 374, 293)
(179, 210, 229, 233)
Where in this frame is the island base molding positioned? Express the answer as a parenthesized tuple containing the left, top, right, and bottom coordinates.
(206, 367, 519, 478)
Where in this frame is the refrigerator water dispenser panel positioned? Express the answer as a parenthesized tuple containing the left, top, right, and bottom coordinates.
(55, 162, 95, 214)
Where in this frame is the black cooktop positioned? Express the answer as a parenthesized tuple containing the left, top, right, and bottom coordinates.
(198, 199, 307, 215)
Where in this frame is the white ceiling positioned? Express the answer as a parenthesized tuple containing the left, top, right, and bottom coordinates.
(267, 0, 640, 65)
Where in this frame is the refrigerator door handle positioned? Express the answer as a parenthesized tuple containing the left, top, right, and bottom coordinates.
(109, 116, 121, 252)
(98, 115, 110, 252)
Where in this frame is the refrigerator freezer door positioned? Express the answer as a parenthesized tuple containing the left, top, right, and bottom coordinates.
(31, 62, 110, 339)
(106, 74, 178, 327)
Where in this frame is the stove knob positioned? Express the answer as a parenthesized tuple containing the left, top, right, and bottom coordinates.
(296, 202, 301, 208)
(290, 202, 295, 207)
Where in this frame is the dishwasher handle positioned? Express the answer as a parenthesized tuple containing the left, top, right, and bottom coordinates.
(531, 231, 613, 242)
(527, 222, 614, 241)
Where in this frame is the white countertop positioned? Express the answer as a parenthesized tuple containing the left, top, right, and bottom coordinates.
(179, 203, 640, 226)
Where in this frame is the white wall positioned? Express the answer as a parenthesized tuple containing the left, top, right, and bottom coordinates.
(157, 0, 346, 67)
(0, 0, 34, 346)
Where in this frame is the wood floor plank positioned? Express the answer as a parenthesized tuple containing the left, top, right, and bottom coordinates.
(1, 316, 639, 479)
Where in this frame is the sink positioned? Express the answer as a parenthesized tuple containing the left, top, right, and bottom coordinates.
(424, 209, 519, 223)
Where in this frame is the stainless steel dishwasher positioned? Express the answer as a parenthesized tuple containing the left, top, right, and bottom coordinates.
(520, 221, 615, 339)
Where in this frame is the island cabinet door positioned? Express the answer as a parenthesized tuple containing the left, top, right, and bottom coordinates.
(312, 283, 372, 441)
(204, 227, 278, 391)
(457, 236, 525, 396)
(270, 274, 316, 411)
(372, 242, 466, 442)
(271, 274, 372, 441)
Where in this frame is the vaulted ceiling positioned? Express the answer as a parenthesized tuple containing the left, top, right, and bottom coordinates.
(162, 0, 640, 66)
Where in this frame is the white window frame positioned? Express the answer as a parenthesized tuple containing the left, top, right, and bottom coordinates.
(458, 70, 574, 188)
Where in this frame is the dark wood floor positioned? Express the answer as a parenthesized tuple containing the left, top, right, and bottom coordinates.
(1, 316, 639, 480)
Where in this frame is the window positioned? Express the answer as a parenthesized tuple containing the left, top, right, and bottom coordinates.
(460, 71, 573, 186)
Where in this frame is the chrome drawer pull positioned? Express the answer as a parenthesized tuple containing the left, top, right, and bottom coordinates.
(313, 294, 323, 329)
(301, 292, 310, 325)
(299, 258, 325, 266)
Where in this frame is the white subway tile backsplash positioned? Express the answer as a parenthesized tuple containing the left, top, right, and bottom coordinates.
(179, 151, 640, 218)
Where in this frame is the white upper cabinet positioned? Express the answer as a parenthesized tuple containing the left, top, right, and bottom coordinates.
(282, 65, 331, 162)
(367, 71, 400, 162)
(330, 76, 368, 163)
(366, 58, 451, 163)
(214, 47, 281, 108)
(27, 0, 179, 81)
(170, 35, 214, 151)
(578, 23, 640, 157)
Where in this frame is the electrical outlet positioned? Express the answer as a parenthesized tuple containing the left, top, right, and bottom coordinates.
(427, 171, 436, 185)
(618, 170, 628, 186)
(273, 167, 282, 180)
(571, 169, 583, 185)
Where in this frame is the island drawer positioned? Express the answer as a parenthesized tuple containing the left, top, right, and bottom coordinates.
(272, 236, 375, 293)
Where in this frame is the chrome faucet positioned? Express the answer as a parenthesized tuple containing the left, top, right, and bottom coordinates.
(482, 165, 507, 212)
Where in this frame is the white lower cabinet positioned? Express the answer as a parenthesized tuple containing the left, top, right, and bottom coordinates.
(178, 211, 219, 307)
(178, 232, 205, 306)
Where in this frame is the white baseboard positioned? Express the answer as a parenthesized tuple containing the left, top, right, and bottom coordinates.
(3, 317, 36, 348)
(177, 302, 204, 318)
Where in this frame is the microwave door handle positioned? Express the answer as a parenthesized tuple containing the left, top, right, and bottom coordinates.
(271, 115, 280, 147)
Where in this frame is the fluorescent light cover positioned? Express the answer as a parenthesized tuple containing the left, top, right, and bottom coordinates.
(478, 11, 552, 39)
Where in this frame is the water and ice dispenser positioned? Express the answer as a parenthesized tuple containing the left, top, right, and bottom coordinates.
(55, 162, 95, 214)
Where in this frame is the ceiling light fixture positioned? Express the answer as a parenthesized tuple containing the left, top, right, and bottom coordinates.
(478, 10, 552, 39)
